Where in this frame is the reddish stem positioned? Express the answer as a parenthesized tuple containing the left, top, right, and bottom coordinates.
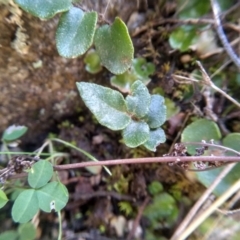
(53, 156, 240, 171)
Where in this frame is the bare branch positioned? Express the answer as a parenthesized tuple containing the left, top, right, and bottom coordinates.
(196, 61, 240, 108)
(53, 155, 240, 171)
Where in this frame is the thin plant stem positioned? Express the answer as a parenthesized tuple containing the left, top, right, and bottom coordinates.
(203, 190, 240, 239)
(48, 140, 60, 182)
(173, 0, 189, 17)
(170, 162, 237, 240)
(211, 83, 240, 108)
(184, 141, 240, 156)
(172, 71, 240, 108)
(177, 177, 240, 240)
(44, 153, 69, 162)
(197, 61, 240, 108)
(172, 74, 199, 83)
(102, 0, 110, 19)
(48, 140, 55, 165)
(2, 142, 11, 161)
(210, 0, 240, 69)
(53, 138, 240, 172)
(50, 138, 111, 176)
(0, 152, 51, 156)
(168, 113, 190, 153)
(173, 63, 240, 108)
(53, 155, 240, 171)
(57, 211, 62, 240)
(210, 59, 232, 78)
(127, 196, 150, 240)
(35, 140, 50, 158)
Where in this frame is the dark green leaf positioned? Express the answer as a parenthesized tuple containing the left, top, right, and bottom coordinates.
(0, 189, 8, 209)
(222, 133, 240, 155)
(148, 181, 164, 196)
(76, 82, 131, 130)
(126, 80, 151, 118)
(56, 6, 97, 58)
(196, 163, 240, 196)
(37, 182, 69, 212)
(14, 0, 71, 19)
(144, 193, 178, 228)
(177, 0, 210, 19)
(122, 120, 149, 148)
(28, 160, 53, 188)
(181, 119, 222, 155)
(0, 231, 18, 240)
(169, 27, 197, 52)
(218, 0, 236, 11)
(2, 125, 28, 142)
(132, 58, 155, 79)
(12, 189, 39, 223)
(143, 128, 166, 151)
(94, 17, 134, 74)
(18, 223, 36, 240)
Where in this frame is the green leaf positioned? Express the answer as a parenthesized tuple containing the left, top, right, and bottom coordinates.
(126, 80, 151, 118)
(143, 128, 166, 151)
(165, 98, 180, 119)
(169, 27, 197, 52)
(12, 189, 39, 223)
(10, 189, 24, 201)
(222, 133, 240, 155)
(18, 223, 36, 240)
(195, 163, 240, 196)
(122, 120, 149, 148)
(177, 0, 210, 19)
(132, 58, 155, 79)
(56, 6, 97, 58)
(145, 95, 166, 128)
(0, 189, 8, 208)
(110, 58, 153, 93)
(37, 182, 69, 212)
(218, 0, 236, 11)
(14, 0, 71, 19)
(118, 201, 133, 216)
(94, 17, 134, 74)
(144, 193, 178, 228)
(2, 125, 28, 142)
(110, 70, 137, 93)
(76, 82, 131, 130)
(148, 181, 164, 196)
(84, 49, 102, 74)
(0, 231, 18, 240)
(181, 119, 222, 155)
(28, 160, 53, 188)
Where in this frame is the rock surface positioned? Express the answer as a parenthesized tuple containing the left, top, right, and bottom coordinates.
(0, 0, 137, 144)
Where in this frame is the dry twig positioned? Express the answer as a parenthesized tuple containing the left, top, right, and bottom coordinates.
(172, 61, 240, 108)
(170, 162, 237, 240)
(176, 176, 240, 240)
(210, 0, 240, 69)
